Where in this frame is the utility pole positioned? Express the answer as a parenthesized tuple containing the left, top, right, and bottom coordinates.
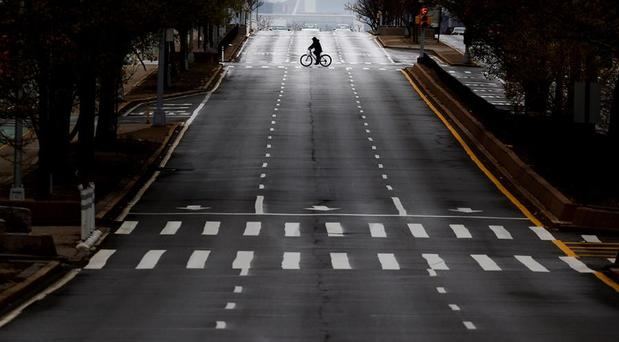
(10, 0, 26, 201)
(152, 29, 166, 127)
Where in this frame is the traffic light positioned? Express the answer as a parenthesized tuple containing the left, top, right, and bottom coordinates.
(415, 7, 431, 27)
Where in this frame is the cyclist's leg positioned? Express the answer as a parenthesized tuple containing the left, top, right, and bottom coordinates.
(313, 51, 321, 64)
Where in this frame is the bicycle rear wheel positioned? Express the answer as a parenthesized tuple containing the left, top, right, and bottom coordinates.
(300, 54, 313, 67)
(320, 54, 332, 67)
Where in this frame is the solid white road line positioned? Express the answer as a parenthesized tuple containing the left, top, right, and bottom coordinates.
(136, 250, 166, 269)
(582, 234, 601, 243)
(115, 221, 138, 235)
(408, 223, 429, 238)
(285, 222, 301, 237)
(326, 222, 344, 237)
(202, 221, 220, 235)
(160, 221, 182, 235)
(243, 222, 262, 236)
(489, 225, 513, 240)
(330, 253, 352, 269)
(450, 224, 472, 239)
(463, 321, 477, 330)
(255, 195, 264, 214)
(282, 252, 301, 270)
(529, 226, 556, 240)
(84, 249, 116, 269)
(186, 250, 211, 269)
(377, 253, 400, 270)
(232, 251, 254, 273)
(471, 254, 502, 271)
(449, 304, 461, 311)
(369, 223, 387, 238)
(559, 256, 594, 273)
(514, 255, 549, 272)
(422, 253, 449, 270)
(392, 197, 408, 216)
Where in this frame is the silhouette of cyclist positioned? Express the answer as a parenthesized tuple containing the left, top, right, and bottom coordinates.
(308, 37, 323, 65)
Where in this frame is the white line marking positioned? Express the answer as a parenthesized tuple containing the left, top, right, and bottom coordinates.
(243, 221, 262, 236)
(255, 196, 264, 214)
(436, 287, 447, 294)
(408, 223, 429, 238)
(427, 269, 437, 277)
(130, 212, 529, 220)
(260, 173, 267, 178)
(330, 253, 352, 269)
(369, 223, 387, 238)
(115, 221, 138, 235)
(285, 222, 301, 237)
(378, 164, 384, 169)
(392, 197, 407, 216)
(449, 304, 461, 311)
(84, 249, 116, 269)
(259, 184, 265, 190)
(378, 253, 400, 270)
(559, 256, 594, 273)
(386, 185, 393, 191)
(326, 222, 344, 237)
(160, 221, 182, 235)
(463, 321, 477, 330)
(529, 226, 556, 240)
(471, 254, 502, 271)
(225, 302, 236, 310)
(608, 258, 616, 263)
(423, 254, 449, 270)
(514, 255, 549, 272)
(136, 250, 166, 269)
(282, 252, 301, 269)
(489, 225, 513, 240)
(186, 250, 211, 269)
(582, 235, 601, 243)
(233, 286, 243, 293)
(262, 162, 268, 168)
(449, 224, 472, 239)
(381, 174, 387, 179)
(233, 251, 254, 273)
(216, 321, 227, 329)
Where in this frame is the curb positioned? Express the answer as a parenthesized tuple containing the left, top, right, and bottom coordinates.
(0, 261, 65, 317)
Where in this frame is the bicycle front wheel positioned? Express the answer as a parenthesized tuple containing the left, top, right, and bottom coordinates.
(320, 54, 332, 67)
(300, 54, 313, 67)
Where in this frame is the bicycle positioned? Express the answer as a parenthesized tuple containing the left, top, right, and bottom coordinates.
(300, 50, 332, 67)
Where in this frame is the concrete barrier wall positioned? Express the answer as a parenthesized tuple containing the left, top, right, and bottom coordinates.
(377, 26, 406, 36)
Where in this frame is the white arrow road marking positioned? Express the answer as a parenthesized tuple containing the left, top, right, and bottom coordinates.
(305, 205, 340, 211)
(136, 250, 166, 269)
(115, 221, 138, 235)
(202, 221, 220, 235)
(282, 252, 301, 269)
(449, 224, 472, 239)
(559, 256, 594, 273)
(422, 254, 449, 270)
(514, 255, 549, 272)
(408, 223, 429, 238)
(330, 253, 352, 269)
(186, 250, 211, 269)
(84, 249, 116, 269)
(377, 253, 400, 270)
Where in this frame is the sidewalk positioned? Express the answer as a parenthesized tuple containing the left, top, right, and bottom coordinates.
(376, 34, 469, 66)
(0, 34, 245, 316)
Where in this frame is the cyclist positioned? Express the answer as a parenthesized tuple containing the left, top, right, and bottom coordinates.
(308, 37, 323, 65)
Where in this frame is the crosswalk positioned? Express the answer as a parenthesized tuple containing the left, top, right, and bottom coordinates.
(114, 220, 556, 241)
(127, 103, 193, 117)
(84, 248, 594, 274)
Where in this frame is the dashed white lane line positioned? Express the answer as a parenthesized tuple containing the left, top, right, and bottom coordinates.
(514, 255, 549, 272)
(436, 287, 447, 294)
(216, 321, 227, 329)
(386, 185, 393, 191)
(559, 256, 594, 273)
(369, 223, 387, 238)
(378, 163, 384, 169)
(326, 222, 344, 237)
(232, 251, 254, 274)
(530, 226, 556, 240)
(136, 250, 166, 269)
(202, 221, 221, 235)
(449, 224, 472, 239)
(488, 225, 513, 240)
(423, 253, 450, 270)
(160, 221, 182, 235)
(285, 222, 301, 237)
(330, 253, 352, 269)
(463, 321, 477, 330)
(84, 249, 116, 269)
(408, 223, 429, 238)
(233, 286, 243, 293)
(392, 197, 407, 216)
(471, 254, 502, 271)
(582, 234, 601, 243)
(243, 221, 262, 236)
(115, 221, 137, 235)
(262, 162, 268, 168)
(282, 252, 301, 269)
(377, 253, 400, 270)
(225, 302, 236, 310)
(255, 196, 264, 214)
(427, 269, 438, 277)
(449, 304, 461, 311)
(186, 250, 211, 269)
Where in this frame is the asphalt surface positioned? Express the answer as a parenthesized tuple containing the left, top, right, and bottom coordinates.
(1, 30, 618, 341)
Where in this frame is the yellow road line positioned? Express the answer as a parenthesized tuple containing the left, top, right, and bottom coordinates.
(401, 68, 619, 292)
